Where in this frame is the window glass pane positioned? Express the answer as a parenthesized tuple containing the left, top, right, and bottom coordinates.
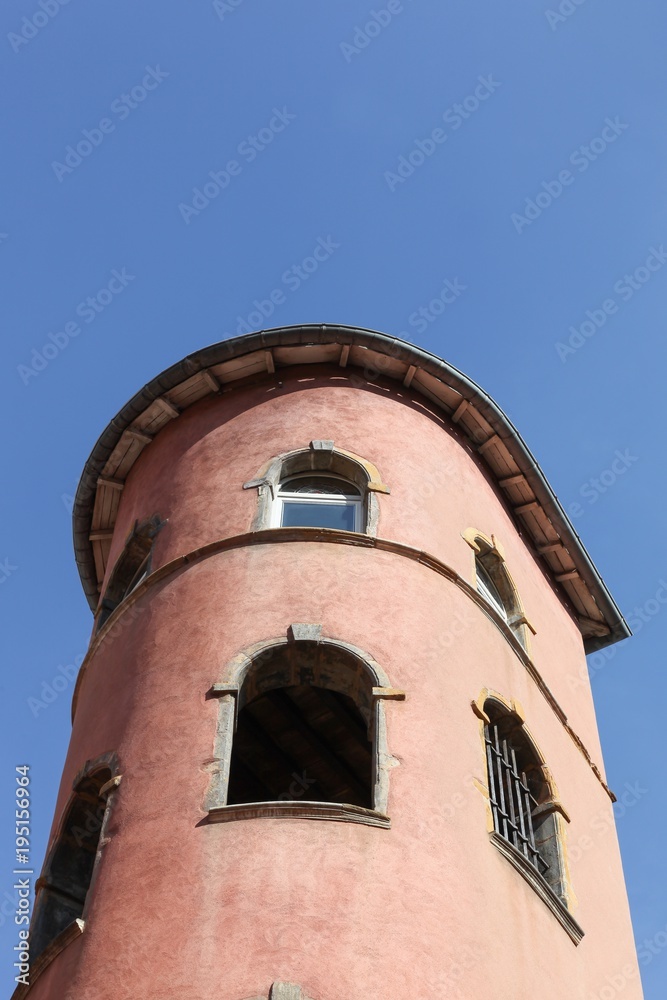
(476, 561, 507, 619)
(279, 476, 360, 497)
(281, 501, 357, 530)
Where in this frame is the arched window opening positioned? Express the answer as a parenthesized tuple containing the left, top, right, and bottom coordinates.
(227, 644, 374, 809)
(96, 514, 164, 630)
(467, 532, 530, 649)
(30, 768, 112, 962)
(244, 443, 389, 536)
(475, 558, 508, 622)
(484, 701, 565, 901)
(273, 474, 363, 532)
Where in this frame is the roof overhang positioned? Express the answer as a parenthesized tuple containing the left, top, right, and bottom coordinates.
(73, 324, 630, 652)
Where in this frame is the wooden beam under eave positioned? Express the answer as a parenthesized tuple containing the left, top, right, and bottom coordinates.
(97, 476, 124, 491)
(578, 616, 611, 637)
(155, 397, 180, 419)
(555, 570, 579, 583)
(339, 345, 350, 367)
(451, 400, 469, 423)
(403, 365, 417, 388)
(515, 501, 540, 515)
(265, 350, 275, 374)
(478, 435, 500, 456)
(125, 428, 153, 445)
(89, 530, 114, 542)
(537, 542, 562, 555)
(499, 474, 526, 488)
(201, 370, 221, 392)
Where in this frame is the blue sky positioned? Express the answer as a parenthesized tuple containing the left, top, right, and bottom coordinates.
(1, 0, 666, 994)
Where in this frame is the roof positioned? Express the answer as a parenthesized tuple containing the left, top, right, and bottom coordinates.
(72, 324, 630, 652)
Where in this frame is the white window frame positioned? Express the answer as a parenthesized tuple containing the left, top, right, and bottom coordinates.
(476, 559, 508, 621)
(271, 473, 363, 532)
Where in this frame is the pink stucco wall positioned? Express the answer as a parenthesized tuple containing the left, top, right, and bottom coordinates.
(30, 368, 642, 1000)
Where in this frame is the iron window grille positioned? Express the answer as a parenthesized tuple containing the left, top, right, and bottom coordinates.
(484, 723, 548, 877)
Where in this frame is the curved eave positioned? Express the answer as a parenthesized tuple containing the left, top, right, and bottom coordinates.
(73, 324, 630, 652)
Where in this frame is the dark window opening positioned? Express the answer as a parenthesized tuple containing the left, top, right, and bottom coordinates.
(30, 770, 111, 961)
(97, 515, 164, 631)
(484, 703, 566, 900)
(227, 647, 374, 809)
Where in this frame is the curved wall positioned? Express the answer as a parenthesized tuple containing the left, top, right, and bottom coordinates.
(27, 368, 642, 1000)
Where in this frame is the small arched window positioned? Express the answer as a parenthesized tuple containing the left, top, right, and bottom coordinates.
(96, 514, 164, 630)
(30, 764, 116, 962)
(483, 701, 566, 902)
(244, 442, 390, 536)
(466, 531, 531, 649)
(272, 474, 363, 532)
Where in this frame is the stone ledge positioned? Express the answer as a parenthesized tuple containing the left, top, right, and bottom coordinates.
(490, 832, 584, 945)
(207, 800, 391, 828)
(11, 918, 84, 1000)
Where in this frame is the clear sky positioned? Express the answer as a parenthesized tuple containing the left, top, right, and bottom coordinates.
(1, 1, 666, 995)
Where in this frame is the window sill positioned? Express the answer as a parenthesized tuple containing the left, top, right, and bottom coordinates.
(490, 832, 583, 945)
(11, 919, 84, 1000)
(207, 800, 390, 828)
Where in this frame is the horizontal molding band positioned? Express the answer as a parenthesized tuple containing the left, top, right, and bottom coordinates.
(72, 527, 614, 800)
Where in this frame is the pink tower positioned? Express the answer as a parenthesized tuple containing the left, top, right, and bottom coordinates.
(20, 326, 642, 1000)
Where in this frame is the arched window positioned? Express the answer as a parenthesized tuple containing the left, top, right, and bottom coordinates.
(206, 630, 401, 826)
(483, 700, 566, 902)
(228, 643, 373, 808)
(30, 762, 117, 962)
(465, 531, 531, 649)
(243, 441, 390, 536)
(96, 514, 164, 630)
(272, 473, 363, 532)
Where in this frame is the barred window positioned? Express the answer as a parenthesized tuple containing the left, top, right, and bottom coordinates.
(484, 701, 567, 901)
(485, 718, 547, 875)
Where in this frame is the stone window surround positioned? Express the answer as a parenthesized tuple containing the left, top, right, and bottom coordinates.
(13, 753, 122, 1000)
(243, 441, 390, 536)
(470, 691, 583, 945)
(205, 626, 404, 828)
(463, 529, 535, 652)
(95, 514, 166, 630)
